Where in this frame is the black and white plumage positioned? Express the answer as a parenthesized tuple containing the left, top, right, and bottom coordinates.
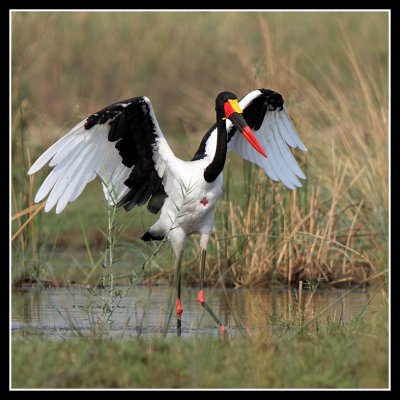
(28, 88, 307, 332)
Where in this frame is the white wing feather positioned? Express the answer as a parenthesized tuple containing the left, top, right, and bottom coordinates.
(28, 123, 132, 213)
(228, 90, 307, 189)
(28, 97, 179, 214)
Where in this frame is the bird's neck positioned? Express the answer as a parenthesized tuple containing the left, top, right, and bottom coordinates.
(204, 118, 227, 183)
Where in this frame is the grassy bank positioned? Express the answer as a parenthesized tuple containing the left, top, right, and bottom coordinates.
(11, 11, 388, 288)
(12, 292, 388, 389)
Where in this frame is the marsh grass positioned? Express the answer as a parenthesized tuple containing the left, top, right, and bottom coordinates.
(11, 12, 388, 288)
(11, 102, 58, 285)
(200, 154, 376, 288)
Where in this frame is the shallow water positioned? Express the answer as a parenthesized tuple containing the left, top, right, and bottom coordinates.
(11, 284, 373, 339)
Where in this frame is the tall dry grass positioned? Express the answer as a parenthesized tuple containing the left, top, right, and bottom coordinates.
(11, 11, 388, 287)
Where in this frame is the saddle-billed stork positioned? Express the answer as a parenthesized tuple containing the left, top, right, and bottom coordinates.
(28, 89, 307, 333)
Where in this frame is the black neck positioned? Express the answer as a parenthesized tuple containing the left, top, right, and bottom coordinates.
(204, 118, 227, 183)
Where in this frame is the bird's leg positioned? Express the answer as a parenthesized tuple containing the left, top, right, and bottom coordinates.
(170, 230, 186, 337)
(174, 250, 183, 337)
(197, 234, 225, 332)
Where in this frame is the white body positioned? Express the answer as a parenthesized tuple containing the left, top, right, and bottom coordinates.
(149, 158, 223, 252)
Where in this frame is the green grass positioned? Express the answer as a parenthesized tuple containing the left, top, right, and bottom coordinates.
(11, 11, 388, 288)
(12, 294, 388, 389)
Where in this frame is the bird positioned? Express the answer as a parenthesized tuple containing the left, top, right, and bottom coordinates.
(28, 88, 307, 334)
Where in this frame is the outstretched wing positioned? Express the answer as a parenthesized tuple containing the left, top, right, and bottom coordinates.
(192, 89, 307, 189)
(28, 96, 172, 214)
(228, 89, 307, 189)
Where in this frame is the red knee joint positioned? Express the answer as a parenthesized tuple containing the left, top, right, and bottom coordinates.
(197, 290, 205, 304)
(176, 299, 183, 317)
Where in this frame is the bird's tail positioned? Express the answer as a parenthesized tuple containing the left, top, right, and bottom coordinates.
(141, 231, 165, 241)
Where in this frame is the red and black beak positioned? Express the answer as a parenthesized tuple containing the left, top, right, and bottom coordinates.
(224, 99, 267, 158)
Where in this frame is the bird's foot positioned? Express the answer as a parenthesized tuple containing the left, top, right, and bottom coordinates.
(197, 290, 205, 304)
(176, 298, 183, 318)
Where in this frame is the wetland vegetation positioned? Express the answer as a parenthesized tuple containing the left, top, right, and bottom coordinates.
(11, 11, 389, 389)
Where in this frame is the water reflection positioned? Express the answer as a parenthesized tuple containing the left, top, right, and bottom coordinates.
(12, 285, 372, 339)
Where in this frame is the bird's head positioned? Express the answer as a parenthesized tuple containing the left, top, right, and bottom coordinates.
(216, 91, 266, 158)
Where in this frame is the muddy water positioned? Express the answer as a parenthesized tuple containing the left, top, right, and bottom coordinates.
(12, 285, 372, 339)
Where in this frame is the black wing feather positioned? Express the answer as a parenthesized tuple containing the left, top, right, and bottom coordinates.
(227, 89, 284, 142)
(85, 97, 167, 214)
